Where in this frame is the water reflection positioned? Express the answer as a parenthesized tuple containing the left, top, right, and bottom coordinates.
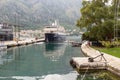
(0, 50, 14, 65)
(76, 71, 120, 80)
(43, 43, 66, 61)
(0, 71, 78, 80)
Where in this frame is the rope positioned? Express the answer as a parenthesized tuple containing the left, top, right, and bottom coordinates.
(81, 66, 89, 80)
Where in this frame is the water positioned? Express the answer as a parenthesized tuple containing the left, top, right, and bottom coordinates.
(0, 36, 119, 80)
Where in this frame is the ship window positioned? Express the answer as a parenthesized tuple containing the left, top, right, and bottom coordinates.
(50, 31, 53, 33)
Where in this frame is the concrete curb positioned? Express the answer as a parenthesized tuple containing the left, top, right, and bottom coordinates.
(81, 42, 120, 77)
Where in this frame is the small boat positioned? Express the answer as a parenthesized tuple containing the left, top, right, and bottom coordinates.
(71, 42, 82, 47)
(34, 42, 44, 44)
(43, 20, 66, 42)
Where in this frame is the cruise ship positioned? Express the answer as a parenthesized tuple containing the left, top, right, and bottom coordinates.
(43, 21, 66, 42)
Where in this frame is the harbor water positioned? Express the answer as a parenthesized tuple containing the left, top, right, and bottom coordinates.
(0, 36, 119, 80)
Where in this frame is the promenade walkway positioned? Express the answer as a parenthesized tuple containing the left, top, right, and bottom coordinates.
(81, 42, 120, 76)
(0, 38, 44, 48)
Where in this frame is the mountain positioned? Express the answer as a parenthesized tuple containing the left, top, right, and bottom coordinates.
(0, 0, 82, 29)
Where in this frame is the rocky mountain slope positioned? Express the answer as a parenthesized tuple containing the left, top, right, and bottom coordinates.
(0, 0, 82, 29)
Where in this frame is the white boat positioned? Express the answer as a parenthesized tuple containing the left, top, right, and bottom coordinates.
(43, 20, 66, 42)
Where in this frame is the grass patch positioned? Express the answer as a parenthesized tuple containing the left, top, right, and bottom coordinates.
(92, 46, 120, 58)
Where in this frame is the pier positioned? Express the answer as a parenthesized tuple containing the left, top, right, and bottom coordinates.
(70, 41, 120, 76)
(1, 38, 44, 48)
(70, 56, 107, 73)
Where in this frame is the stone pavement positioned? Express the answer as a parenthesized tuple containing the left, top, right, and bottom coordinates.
(81, 42, 120, 76)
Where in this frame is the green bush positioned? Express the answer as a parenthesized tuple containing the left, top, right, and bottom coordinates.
(100, 41, 113, 48)
(100, 40, 120, 48)
(112, 40, 120, 46)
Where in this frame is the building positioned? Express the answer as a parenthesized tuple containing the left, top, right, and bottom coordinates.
(20, 30, 43, 40)
(0, 23, 14, 41)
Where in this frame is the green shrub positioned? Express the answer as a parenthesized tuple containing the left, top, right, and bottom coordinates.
(100, 41, 113, 48)
(100, 40, 120, 48)
(112, 40, 120, 46)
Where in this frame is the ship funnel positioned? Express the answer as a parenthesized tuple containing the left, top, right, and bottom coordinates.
(54, 20, 57, 26)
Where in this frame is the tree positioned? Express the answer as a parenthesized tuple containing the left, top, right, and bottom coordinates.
(77, 0, 115, 41)
(112, 0, 120, 39)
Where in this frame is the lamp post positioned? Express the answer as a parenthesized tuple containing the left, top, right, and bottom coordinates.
(114, 0, 120, 40)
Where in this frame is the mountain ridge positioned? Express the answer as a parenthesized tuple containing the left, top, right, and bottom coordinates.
(0, 0, 82, 29)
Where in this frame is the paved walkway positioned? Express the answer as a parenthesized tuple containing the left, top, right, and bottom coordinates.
(81, 42, 120, 76)
(0, 38, 44, 48)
